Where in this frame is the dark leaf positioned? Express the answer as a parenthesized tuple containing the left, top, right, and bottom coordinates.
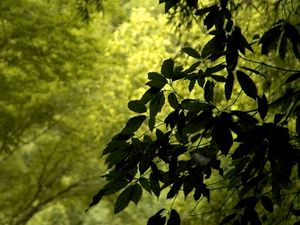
(167, 179, 183, 199)
(285, 22, 300, 59)
(236, 70, 257, 99)
(150, 91, 165, 118)
(279, 32, 288, 60)
(182, 47, 201, 59)
(235, 196, 257, 209)
(195, 5, 216, 17)
(148, 116, 156, 132)
(168, 92, 179, 109)
(114, 186, 132, 214)
(150, 173, 161, 197)
(220, 213, 237, 225)
(293, 209, 300, 216)
(285, 72, 300, 84)
(181, 99, 214, 111)
(167, 209, 181, 225)
(183, 176, 195, 198)
(294, 221, 300, 225)
(184, 61, 201, 73)
(131, 184, 143, 205)
(260, 196, 274, 212)
(139, 178, 152, 193)
(257, 94, 268, 120)
(225, 71, 234, 101)
(296, 114, 300, 136)
(147, 209, 167, 225)
(87, 188, 107, 210)
(215, 125, 232, 155)
(147, 72, 168, 89)
(211, 75, 226, 82)
(121, 115, 147, 135)
(204, 80, 214, 102)
(205, 64, 226, 75)
(186, 0, 198, 8)
(161, 58, 174, 78)
(202, 35, 225, 59)
(189, 79, 196, 92)
(240, 66, 266, 79)
(128, 100, 147, 113)
(140, 87, 160, 104)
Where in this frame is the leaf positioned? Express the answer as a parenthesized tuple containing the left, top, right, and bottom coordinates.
(114, 186, 132, 214)
(183, 176, 195, 198)
(150, 173, 161, 198)
(202, 35, 225, 59)
(167, 179, 183, 199)
(168, 92, 179, 109)
(182, 47, 201, 59)
(220, 213, 237, 225)
(147, 72, 168, 89)
(139, 178, 152, 193)
(240, 66, 266, 79)
(195, 5, 216, 17)
(297, 114, 300, 136)
(167, 209, 181, 225)
(260, 196, 274, 212)
(211, 75, 226, 82)
(147, 209, 167, 225)
(215, 125, 232, 155)
(140, 87, 160, 104)
(121, 115, 147, 135)
(161, 58, 174, 78)
(279, 32, 287, 60)
(184, 61, 201, 73)
(225, 71, 234, 101)
(285, 72, 300, 84)
(128, 100, 147, 113)
(87, 188, 107, 210)
(150, 91, 165, 118)
(293, 209, 300, 216)
(204, 80, 214, 102)
(257, 94, 268, 120)
(236, 70, 257, 99)
(181, 99, 214, 111)
(235, 196, 257, 209)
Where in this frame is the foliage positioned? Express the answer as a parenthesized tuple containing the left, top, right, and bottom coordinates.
(90, 0, 300, 224)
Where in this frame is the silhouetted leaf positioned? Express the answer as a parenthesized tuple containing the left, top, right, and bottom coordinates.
(150, 91, 165, 118)
(161, 58, 174, 78)
(204, 80, 214, 102)
(182, 47, 201, 58)
(225, 71, 234, 101)
(235, 196, 257, 209)
(168, 92, 179, 109)
(257, 94, 268, 120)
(260, 196, 274, 212)
(186, 0, 198, 8)
(167, 179, 183, 199)
(87, 188, 107, 210)
(167, 209, 181, 225)
(121, 115, 147, 135)
(150, 173, 161, 197)
(240, 66, 266, 78)
(279, 33, 287, 60)
(147, 72, 168, 89)
(114, 186, 133, 214)
(128, 100, 147, 113)
(139, 178, 152, 193)
(286, 72, 300, 84)
(236, 70, 257, 99)
(211, 75, 226, 82)
(182, 99, 214, 111)
(220, 213, 237, 225)
(147, 209, 166, 225)
(131, 184, 143, 205)
(215, 125, 232, 155)
(195, 5, 216, 17)
(293, 209, 300, 216)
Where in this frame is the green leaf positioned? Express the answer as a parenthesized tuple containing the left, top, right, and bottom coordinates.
(128, 100, 147, 113)
(139, 178, 152, 193)
(182, 47, 201, 59)
(225, 71, 234, 101)
(114, 186, 132, 214)
(167, 209, 181, 225)
(131, 184, 143, 205)
(236, 70, 257, 99)
(260, 196, 274, 212)
(147, 72, 168, 89)
(181, 99, 214, 111)
(150, 91, 165, 118)
(161, 58, 174, 78)
(168, 92, 179, 109)
(121, 115, 147, 135)
(257, 94, 268, 120)
(204, 80, 214, 102)
(147, 209, 166, 225)
(220, 213, 237, 225)
(285, 72, 300, 84)
(279, 32, 287, 60)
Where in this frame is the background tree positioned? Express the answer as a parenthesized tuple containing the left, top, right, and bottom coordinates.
(89, 0, 300, 224)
